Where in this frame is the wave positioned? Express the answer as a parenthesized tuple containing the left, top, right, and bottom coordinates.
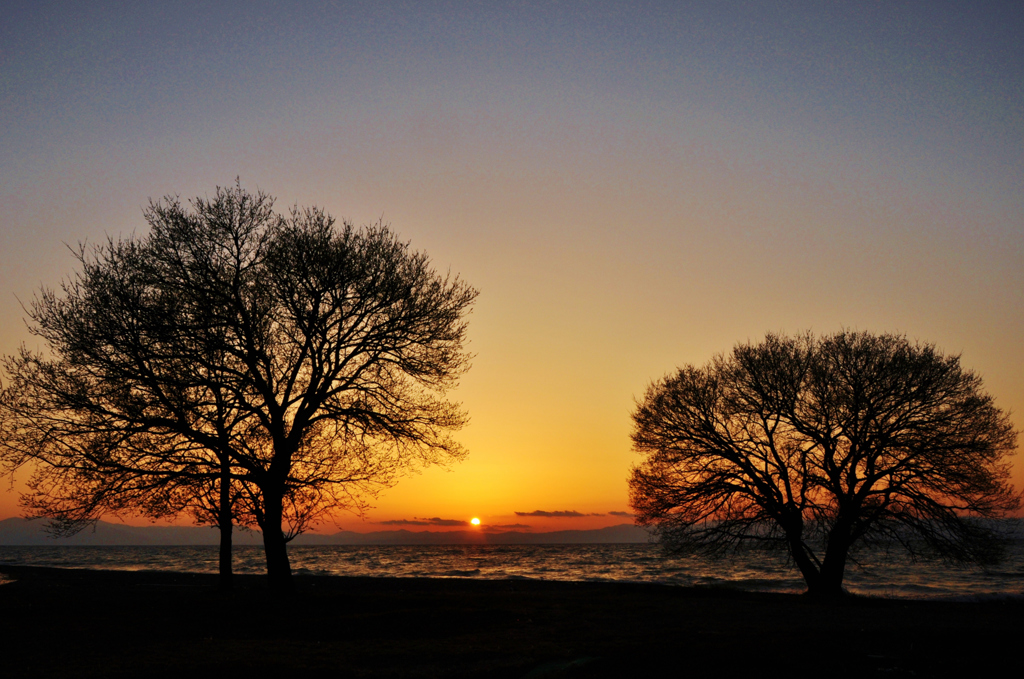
(1, 542, 1021, 600)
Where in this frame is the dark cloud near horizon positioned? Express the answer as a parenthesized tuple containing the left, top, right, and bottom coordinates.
(514, 510, 605, 518)
(415, 517, 470, 526)
(483, 523, 532, 531)
(379, 517, 469, 527)
(608, 511, 634, 517)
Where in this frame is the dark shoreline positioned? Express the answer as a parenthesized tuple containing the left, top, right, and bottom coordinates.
(1, 565, 1020, 678)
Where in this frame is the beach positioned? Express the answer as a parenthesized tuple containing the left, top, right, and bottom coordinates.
(0, 565, 1019, 678)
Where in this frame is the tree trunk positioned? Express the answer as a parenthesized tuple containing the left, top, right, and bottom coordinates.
(812, 531, 851, 599)
(807, 568, 846, 599)
(217, 455, 233, 591)
(785, 513, 852, 599)
(788, 538, 823, 595)
(218, 522, 233, 590)
(260, 487, 293, 592)
(783, 519, 825, 596)
(803, 563, 846, 599)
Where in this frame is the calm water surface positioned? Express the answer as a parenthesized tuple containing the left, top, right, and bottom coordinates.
(2, 542, 1022, 600)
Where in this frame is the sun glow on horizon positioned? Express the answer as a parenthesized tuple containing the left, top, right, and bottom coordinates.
(470, 517, 481, 526)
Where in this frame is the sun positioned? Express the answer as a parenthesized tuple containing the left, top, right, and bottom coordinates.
(470, 517, 481, 526)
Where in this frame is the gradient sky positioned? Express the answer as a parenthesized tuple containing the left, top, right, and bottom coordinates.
(2, 1, 1022, 532)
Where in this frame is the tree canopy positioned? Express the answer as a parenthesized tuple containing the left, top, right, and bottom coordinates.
(1, 184, 478, 590)
(629, 330, 1019, 597)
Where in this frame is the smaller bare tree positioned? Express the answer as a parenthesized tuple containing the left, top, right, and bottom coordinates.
(629, 330, 1019, 597)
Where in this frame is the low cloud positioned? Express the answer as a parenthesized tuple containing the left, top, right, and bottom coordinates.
(608, 511, 635, 517)
(514, 510, 605, 518)
(415, 517, 470, 526)
(483, 523, 532, 531)
(379, 517, 469, 527)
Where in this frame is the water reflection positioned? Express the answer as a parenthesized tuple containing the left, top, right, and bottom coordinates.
(1, 542, 1021, 600)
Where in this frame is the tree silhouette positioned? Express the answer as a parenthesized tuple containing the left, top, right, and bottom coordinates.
(1, 229, 253, 587)
(1, 183, 477, 590)
(629, 331, 1019, 597)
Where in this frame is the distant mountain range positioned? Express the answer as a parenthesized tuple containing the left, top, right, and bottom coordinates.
(0, 517, 651, 546)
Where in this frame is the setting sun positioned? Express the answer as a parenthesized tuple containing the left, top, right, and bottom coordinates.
(470, 518, 481, 526)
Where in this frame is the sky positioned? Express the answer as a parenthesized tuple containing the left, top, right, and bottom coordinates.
(1, 1, 1022, 533)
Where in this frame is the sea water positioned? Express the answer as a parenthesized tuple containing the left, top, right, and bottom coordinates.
(1, 541, 1022, 600)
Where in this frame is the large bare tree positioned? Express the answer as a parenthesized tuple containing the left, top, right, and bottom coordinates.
(629, 331, 1019, 597)
(1, 184, 477, 590)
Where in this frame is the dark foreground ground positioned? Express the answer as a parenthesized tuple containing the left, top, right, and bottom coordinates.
(0, 566, 1020, 678)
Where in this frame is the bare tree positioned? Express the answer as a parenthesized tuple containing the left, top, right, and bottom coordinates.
(1, 231, 252, 588)
(629, 331, 1019, 597)
(1, 183, 477, 591)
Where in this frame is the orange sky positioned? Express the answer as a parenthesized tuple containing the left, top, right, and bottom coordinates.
(1, 3, 1021, 533)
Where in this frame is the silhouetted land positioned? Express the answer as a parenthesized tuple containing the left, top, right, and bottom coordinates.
(0, 566, 1019, 678)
